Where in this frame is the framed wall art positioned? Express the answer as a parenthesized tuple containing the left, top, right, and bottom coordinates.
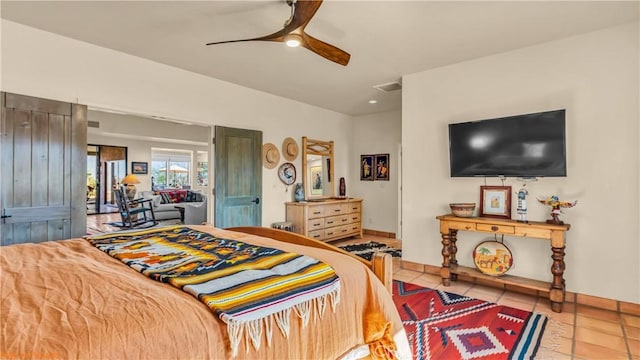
(131, 161, 148, 174)
(360, 155, 374, 181)
(374, 153, 389, 181)
(479, 185, 512, 219)
(310, 166, 323, 195)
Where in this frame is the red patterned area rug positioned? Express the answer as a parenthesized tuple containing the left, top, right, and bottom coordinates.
(393, 280, 547, 360)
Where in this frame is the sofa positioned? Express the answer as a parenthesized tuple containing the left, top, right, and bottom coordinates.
(139, 189, 207, 224)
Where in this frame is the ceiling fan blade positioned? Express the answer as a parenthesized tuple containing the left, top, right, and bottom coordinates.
(206, 29, 286, 46)
(301, 33, 350, 66)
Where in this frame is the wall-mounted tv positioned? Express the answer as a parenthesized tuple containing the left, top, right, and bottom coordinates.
(448, 109, 566, 177)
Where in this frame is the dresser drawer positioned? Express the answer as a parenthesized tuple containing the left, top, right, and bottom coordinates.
(325, 203, 349, 216)
(325, 214, 349, 227)
(308, 229, 325, 241)
(477, 223, 515, 234)
(308, 205, 326, 219)
(348, 202, 361, 213)
(324, 226, 340, 239)
(347, 213, 361, 224)
(328, 224, 360, 239)
(307, 218, 325, 231)
(345, 222, 361, 234)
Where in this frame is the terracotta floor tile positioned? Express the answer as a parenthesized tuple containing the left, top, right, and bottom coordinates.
(392, 272, 422, 284)
(464, 290, 500, 303)
(409, 274, 440, 290)
(577, 304, 621, 323)
(500, 290, 539, 304)
(496, 298, 535, 312)
(575, 314, 624, 337)
(574, 326, 626, 351)
(468, 283, 504, 297)
(414, 272, 441, 284)
(535, 302, 576, 325)
(438, 281, 473, 295)
(573, 340, 629, 359)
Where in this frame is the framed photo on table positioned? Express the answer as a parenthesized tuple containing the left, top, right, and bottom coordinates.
(479, 185, 512, 219)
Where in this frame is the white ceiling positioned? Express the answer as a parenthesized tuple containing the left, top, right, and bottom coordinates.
(2, 1, 638, 116)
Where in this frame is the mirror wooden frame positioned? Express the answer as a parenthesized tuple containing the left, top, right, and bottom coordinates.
(301, 137, 334, 200)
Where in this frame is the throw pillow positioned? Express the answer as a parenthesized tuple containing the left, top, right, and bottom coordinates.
(151, 195, 162, 207)
(160, 193, 172, 204)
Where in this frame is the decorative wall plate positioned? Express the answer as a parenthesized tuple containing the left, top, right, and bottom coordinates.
(473, 240, 513, 276)
(278, 162, 296, 185)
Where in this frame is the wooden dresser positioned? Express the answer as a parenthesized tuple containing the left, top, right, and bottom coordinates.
(286, 198, 363, 242)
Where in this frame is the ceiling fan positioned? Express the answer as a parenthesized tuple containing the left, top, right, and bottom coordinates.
(206, 0, 350, 66)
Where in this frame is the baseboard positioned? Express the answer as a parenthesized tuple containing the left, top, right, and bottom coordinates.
(400, 260, 640, 316)
(363, 229, 396, 238)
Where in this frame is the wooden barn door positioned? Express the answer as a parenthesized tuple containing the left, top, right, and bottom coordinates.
(1, 93, 87, 245)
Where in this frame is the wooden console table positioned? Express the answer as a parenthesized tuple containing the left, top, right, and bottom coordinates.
(437, 215, 570, 312)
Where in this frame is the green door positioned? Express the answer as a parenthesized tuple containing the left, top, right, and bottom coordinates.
(214, 126, 262, 228)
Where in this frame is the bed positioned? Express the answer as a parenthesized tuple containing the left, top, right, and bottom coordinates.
(1, 225, 411, 359)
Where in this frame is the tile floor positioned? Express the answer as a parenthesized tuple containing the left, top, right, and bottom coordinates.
(87, 215, 639, 359)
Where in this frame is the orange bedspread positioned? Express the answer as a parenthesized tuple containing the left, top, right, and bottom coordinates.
(1, 226, 403, 359)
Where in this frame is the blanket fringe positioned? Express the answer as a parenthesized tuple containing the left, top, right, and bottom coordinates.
(533, 315, 566, 359)
(227, 287, 341, 357)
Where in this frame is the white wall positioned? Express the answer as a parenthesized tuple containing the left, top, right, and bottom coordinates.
(1, 20, 352, 228)
(402, 22, 639, 303)
(350, 110, 402, 235)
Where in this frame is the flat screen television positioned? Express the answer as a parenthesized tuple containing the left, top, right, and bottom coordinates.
(448, 109, 566, 177)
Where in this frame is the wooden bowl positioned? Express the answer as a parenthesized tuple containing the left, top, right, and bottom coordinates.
(450, 203, 476, 217)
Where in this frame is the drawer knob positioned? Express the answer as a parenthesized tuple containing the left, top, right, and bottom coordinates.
(491, 226, 498, 231)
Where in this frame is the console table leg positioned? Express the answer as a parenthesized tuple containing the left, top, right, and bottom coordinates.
(550, 245, 566, 312)
(449, 230, 458, 281)
(440, 232, 452, 286)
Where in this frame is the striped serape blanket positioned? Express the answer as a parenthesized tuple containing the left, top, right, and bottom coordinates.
(87, 226, 341, 356)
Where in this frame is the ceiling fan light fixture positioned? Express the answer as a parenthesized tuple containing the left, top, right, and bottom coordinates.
(285, 33, 302, 47)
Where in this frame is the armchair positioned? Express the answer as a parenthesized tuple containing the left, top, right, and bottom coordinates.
(176, 195, 208, 225)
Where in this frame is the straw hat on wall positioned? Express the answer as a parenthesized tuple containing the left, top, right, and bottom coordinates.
(282, 137, 299, 161)
(262, 143, 280, 169)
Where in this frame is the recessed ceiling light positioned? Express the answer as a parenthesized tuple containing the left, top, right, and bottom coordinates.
(368, 100, 378, 104)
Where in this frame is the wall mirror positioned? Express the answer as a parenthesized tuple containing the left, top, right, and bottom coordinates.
(302, 137, 334, 200)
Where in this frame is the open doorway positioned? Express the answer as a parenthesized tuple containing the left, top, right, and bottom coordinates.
(87, 144, 128, 214)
